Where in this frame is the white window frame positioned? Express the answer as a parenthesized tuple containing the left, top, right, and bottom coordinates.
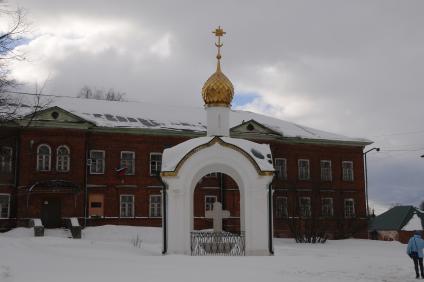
(149, 194, 162, 218)
(120, 151, 135, 175)
(149, 152, 162, 176)
(320, 160, 332, 181)
(321, 197, 334, 217)
(36, 144, 51, 171)
(0, 146, 13, 174)
(342, 161, 354, 181)
(56, 145, 70, 172)
(299, 197, 311, 217)
(204, 172, 218, 178)
(275, 196, 288, 218)
(120, 194, 134, 218)
(0, 193, 10, 218)
(204, 195, 217, 213)
(298, 159, 310, 180)
(275, 158, 287, 180)
(89, 150, 105, 174)
(344, 198, 355, 218)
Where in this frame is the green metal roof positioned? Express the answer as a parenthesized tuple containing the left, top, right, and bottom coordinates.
(369, 205, 424, 231)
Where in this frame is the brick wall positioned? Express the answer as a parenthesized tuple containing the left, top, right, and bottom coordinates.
(1, 127, 367, 238)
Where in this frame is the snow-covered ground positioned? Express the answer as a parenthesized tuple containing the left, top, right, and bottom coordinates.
(0, 226, 417, 282)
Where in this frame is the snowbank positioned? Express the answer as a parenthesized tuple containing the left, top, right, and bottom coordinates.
(0, 226, 414, 282)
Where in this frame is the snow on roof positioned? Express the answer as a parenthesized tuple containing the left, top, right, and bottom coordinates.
(402, 213, 424, 231)
(9, 94, 371, 144)
(220, 137, 274, 171)
(162, 137, 213, 172)
(161, 136, 274, 173)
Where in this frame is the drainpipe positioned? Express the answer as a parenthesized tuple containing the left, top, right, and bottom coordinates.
(268, 174, 275, 255)
(219, 172, 224, 209)
(13, 132, 21, 227)
(83, 132, 89, 228)
(156, 174, 168, 255)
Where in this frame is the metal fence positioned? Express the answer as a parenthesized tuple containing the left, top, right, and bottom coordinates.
(190, 231, 245, 256)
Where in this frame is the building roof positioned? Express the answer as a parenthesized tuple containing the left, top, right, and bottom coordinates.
(6, 94, 372, 146)
(161, 136, 274, 176)
(369, 206, 424, 231)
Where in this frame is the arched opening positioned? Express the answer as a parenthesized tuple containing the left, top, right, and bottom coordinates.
(162, 137, 273, 255)
(193, 172, 240, 233)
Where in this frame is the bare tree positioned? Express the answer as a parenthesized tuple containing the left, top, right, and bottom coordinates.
(77, 85, 93, 99)
(287, 189, 328, 244)
(0, 6, 51, 128)
(0, 6, 28, 93)
(0, 6, 33, 125)
(1, 82, 51, 126)
(77, 86, 126, 101)
(105, 88, 125, 101)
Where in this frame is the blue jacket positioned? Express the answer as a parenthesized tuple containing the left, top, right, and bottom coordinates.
(407, 234, 424, 258)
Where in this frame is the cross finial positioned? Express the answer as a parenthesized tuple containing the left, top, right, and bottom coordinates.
(212, 26, 226, 62)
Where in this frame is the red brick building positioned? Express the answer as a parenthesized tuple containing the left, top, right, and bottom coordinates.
(0, 96, 371, 238)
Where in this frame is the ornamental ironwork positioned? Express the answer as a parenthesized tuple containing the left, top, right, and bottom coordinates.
(190, 231, 245, 256)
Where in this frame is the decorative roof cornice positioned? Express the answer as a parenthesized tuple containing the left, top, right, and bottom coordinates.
(160, 136, 274, 177)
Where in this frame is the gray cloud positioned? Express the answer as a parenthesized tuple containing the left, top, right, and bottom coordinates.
(6, 0, 424, 207)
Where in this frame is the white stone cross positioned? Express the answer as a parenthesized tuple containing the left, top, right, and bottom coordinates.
(205, 202, 230, 232)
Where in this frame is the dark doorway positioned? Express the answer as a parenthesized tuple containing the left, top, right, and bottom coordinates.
(41, 198, 62, 228)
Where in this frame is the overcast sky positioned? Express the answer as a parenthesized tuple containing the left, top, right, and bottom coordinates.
(2, 0, 423, 211)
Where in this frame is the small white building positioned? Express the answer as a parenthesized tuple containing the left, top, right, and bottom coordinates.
(160, 27, 274, 255)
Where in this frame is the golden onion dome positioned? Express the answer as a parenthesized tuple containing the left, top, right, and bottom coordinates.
(202, 26, 234, 107)
(201, 61, 234, 107)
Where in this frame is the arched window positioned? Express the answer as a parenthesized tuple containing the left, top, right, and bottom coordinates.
(37, 144, 51, 171)
(56, 145, 70, 172)
(0, 146, 13, 174)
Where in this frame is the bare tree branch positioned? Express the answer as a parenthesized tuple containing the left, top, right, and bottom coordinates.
(0, 7, 28, 62)
(0, 6, 43, 128)
(76, 86, 126, 101)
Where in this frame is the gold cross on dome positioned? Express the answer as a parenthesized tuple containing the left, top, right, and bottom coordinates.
(213, 26, 226, 38)
(212, 26, 226, 59)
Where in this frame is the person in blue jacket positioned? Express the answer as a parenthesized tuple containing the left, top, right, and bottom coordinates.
(407, 230, 424, 279)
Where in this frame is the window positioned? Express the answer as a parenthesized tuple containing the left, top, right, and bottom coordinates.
(0, 146, 12, 174)
(120, 195, 134, 217)
(37, 144, 51, 171)
(275, 196, 288, 218)
(205, 195, 217, 212)
(56, 145, 70, 172)
(298, 159, 310, 180)
(275, 158, 287, 180)
(344, 198, 355, 218)
(91, 202, 102, 208)
(120, 151, 135, 175)
(342, 161, 354, 181)
(321, 198, 334, 217)
(89, 150, 105, 174)
(299, 197, 311, 217)
(149, 195, 162, 217)
(0, 194, 10, 218)
(150, 153, 162, 176)
(205, 172, 218, 177)
(320, 160, 332, 181)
